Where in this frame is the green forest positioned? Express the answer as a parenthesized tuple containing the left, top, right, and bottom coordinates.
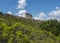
(0, 12, 60, 43)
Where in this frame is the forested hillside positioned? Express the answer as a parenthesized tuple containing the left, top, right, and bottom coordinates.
(0, 12, 60, 43)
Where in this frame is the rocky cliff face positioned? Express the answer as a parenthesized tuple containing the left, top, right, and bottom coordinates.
(25, 13, 32, 19)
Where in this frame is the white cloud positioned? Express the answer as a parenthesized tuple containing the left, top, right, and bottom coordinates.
(48, 9, 60, 20)
(34, 6, 60, 20)
(18, 10, 26, 14)
(47, 16, 60, 20)
(56, 6, 60, 9)
(7, 11, 12, 14)
(38, 12, 46, 17)
(49, 10, 60, 17)
(16, 10, 27, 17)
(34, 12, 47, 20)
(34, 17, 40, 20)
(16, 1, 60, 21)
(17, 0, 27, 9)
(16, 0, 27, 17)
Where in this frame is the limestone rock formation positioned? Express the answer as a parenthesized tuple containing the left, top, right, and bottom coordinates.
(25, 13, 32, 19)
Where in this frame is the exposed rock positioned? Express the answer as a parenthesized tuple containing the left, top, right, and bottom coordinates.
(25, 13, 32, 19)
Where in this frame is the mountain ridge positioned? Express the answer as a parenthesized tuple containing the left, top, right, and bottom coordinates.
(0, 12, 60, 43)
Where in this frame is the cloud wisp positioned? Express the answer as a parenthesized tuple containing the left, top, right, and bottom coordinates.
(17, 0, 27, 9)
(6, 1, 60, 21)
(34, 6, 60, 20)
(56, 6, 60, 9)
(16, 10, 27, 17)
(7, 11, 12, 14)
(48, 9, 60, 20)
(16, 0, 27, 17)
(34, 12, 47, 20)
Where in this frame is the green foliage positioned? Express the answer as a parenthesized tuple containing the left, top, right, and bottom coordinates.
(0, 12, 60, 43)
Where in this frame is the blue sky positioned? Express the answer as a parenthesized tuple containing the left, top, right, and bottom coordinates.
(0, 0, 60, 20)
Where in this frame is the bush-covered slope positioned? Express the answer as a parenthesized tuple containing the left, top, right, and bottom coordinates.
(0, 12, 60, 43)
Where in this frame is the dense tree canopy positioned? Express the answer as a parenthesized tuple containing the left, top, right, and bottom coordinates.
(0, 12, 60, 43)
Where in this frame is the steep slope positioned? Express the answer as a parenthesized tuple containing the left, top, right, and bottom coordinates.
(0, 12, 60, 43)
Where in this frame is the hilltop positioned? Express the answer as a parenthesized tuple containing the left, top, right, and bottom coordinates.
(0, 12, 60, 43)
